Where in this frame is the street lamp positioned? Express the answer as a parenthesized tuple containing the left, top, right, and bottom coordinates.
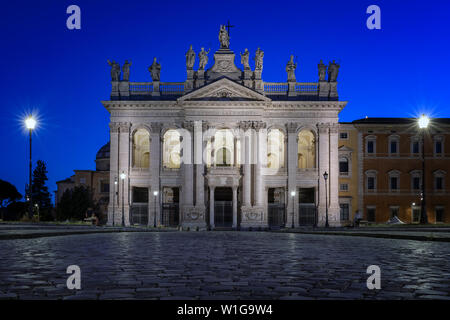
(25, 116, 36, 219)
(418, 114, 429, 224)
(323, 171, 329, 228)
(153, 190, 158, 227)
(290, 190, 296, 228)
(120, 172, 126, 226)
(112, 177, 117, 226)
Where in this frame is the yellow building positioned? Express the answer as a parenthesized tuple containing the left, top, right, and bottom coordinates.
(338, 123, 359, 225)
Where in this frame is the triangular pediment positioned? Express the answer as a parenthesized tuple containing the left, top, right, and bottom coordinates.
(178, 77, 270, 102)
(338, 146, 354, 152)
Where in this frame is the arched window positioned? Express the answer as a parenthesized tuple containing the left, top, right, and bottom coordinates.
(163, 129, 181, 169)
(214, 129, 234, 166)
(132, 128, 150, 168)
(267, 129, 285, 169)
(339, 157, 349, 175)
(298, 130, 316, 169)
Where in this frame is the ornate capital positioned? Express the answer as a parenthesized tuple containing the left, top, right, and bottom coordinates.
(252, 121, 267, 132)
(317, 123, 330, 134)
(118, 122, 131, 133)
(109, 122, 120, 133)
(286, 122, 298, 134)
(182, 120, 194, 131)
(150, 122, 163, 134)
(238, 121, 253, 131)
(202, 121, 209, 131)
(329, 123, 339, 134)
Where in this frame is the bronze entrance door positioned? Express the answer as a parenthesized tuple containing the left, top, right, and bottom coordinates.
(161, 187, 180, 227)
(268, 188, 286, 228)
(214, 187, 233, 227)
(298, 188, 317, 226)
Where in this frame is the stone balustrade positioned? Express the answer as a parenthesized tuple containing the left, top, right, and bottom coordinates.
(112, 80, 334, 100)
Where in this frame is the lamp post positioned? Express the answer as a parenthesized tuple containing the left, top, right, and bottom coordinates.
(112, 176, 117, 226)
(418, 114, 430, 224)
(25, 116, 36, 219)
(323, 171, 329, 228)
(290, 190, 296, 228)
(153, 190, 158, 227)
(120, 172, 126, 226)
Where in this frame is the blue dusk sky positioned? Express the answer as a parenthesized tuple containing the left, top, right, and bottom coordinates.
(0, 0, 449, 201)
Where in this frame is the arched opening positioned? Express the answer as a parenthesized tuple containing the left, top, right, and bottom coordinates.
(216, 147, 232, 167)
(132, 128, 150, 168)
(267, 129, 285, 169)
(163, 129, 181, 169)
(214, 129, 234, 167)
(298, 130, 316, 169)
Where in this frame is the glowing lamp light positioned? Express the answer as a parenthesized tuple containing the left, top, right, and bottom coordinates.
(120, 172, 126, 180)
(153, 191, 159, 196)
(290, 191, 296, 197)
(418, 114, 430, 129)
(25, 116, 36, 130)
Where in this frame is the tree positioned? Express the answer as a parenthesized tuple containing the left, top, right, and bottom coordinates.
(0, 179, 22, 220)
(57, 186, 96, 221)
(32, 160, 53, 220)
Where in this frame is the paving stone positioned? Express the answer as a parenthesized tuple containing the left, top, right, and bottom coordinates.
(0, 232, 449, 300)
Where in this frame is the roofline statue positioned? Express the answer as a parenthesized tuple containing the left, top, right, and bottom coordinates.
(218, 25, 230, 49)
(107, 60, 121, 81)
(148, 57, 161, 82)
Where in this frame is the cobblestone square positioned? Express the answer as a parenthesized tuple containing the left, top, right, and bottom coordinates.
(0, 232, 449, 300)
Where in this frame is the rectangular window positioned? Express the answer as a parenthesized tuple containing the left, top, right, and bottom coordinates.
(339, 160, 349, 174)
(435, 141, 442, 154)
(368, 177, 375, 190)
(367, 208, 376, 222)
(298, 188, 315, 204)
(340, 204, 349, 220)
(132, 187, 149, 203)
(412, 207, 421, 223)
(390, 177, 398, 190)
(340, 132, 348, 140)
(412, 141, 419, 154)
(79, 178, 86, 185)
(412, 177, 420, 190)
(435, 207, 444, 223)
(340, 183, 349, 191)
(367, 141, 374, 154)
(100, 182, 109, 193)
(436, 177, 443, 190)
(390, 207, 399, 218)
(390, 141, 398, 154)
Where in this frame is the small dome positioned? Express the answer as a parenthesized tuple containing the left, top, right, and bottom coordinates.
(96, 142, 110, 160)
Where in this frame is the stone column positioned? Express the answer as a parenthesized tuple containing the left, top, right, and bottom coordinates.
(329, 123, 340, 225)
(182, 121, 194, 208)
(254, 121, 266, 206)
(240, 121, 252, 207)
(232, 186, 238, 228)
(286, 122, 298, 228)
(149, 122, 162, 226)
(107, 122, 119, 226)
(317, 123, 330, 226)
(209, 186, 215, 229)
(194, 121, 206, 209)
(118, 122, 131, 226)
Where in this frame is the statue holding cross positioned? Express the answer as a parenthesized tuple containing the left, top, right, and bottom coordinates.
(218, 25, 230, 49)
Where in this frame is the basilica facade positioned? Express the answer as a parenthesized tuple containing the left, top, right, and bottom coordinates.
(102, 27, 347, 229)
